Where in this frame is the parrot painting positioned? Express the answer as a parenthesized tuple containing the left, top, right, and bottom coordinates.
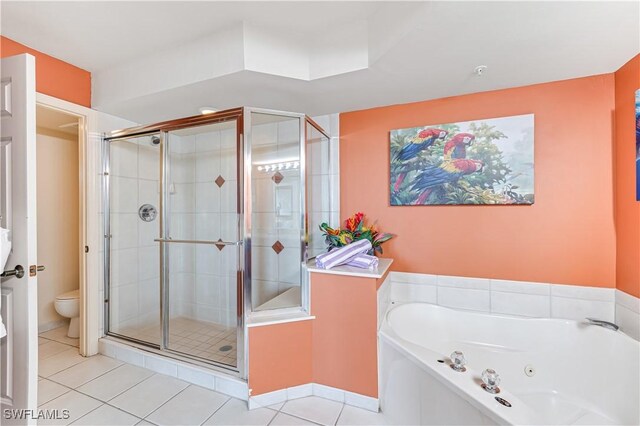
(443, 133, 475, 160)
(410, 158, 484, 204)
(393, 128, 448, 191)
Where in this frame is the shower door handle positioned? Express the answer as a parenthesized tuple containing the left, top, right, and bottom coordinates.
(153, 238, 243, 246)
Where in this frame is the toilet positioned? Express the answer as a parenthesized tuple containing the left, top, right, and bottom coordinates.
(54, 289, 79, 338)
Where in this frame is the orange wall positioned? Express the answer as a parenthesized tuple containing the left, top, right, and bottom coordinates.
(311, 273, 379, 397)
(249, 270, 386, 397)
(614, 55, 640, 298)
(248, 320, 312, 395)
(341, 75, 617, 288)
(0, 36, 91, 107)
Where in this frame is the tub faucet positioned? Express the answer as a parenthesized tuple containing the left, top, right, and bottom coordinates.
(585, 318, 619, 331)
(450, 351, 466, 372)
(481, 369, 501, 394)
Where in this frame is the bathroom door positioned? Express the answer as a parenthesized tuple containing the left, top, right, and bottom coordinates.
(0, 54, 39, 420)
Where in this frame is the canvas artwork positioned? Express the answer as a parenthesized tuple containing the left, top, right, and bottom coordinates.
(635, 89, 640, 201)
(390, 114, 535, 205)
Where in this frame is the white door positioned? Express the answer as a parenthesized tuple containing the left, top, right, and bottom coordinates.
(0, 54, 38, 422)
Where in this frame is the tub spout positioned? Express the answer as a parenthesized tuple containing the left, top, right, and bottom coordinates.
(585, 318, 619, 331)
(450, 351, 467, 372)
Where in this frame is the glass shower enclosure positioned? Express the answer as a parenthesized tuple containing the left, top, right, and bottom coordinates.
(103, 108, 330, 377)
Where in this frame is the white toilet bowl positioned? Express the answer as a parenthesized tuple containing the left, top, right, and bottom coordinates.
(54, 289, 79, 338)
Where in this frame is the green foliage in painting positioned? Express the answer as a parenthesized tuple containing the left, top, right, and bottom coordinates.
(389, 115, 534, 205)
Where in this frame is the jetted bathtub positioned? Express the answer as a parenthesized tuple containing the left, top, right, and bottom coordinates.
(379, 303, 639, 425)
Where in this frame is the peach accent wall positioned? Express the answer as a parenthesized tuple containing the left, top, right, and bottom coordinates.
(1, 36, 91, 107)
(614, 54, 640, 298)
(248, 270, 388, 397)
(248, 320, 312, 395)
(311, 273, 379, 397)
(340, 75, 617, 288)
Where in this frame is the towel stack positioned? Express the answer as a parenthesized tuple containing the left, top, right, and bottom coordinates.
(315, 239, 379, 270)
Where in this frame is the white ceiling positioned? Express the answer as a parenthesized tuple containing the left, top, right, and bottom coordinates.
(3, 1, 639, 124)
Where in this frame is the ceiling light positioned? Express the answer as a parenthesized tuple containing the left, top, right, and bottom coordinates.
(199, 107, 218, 115)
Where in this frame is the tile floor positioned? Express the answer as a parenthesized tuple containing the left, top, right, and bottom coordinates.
(117, 317, 237, 366)
(38, 327, 388, 425)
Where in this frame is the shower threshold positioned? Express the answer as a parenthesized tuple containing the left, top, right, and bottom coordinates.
(99, 336, 248, 399)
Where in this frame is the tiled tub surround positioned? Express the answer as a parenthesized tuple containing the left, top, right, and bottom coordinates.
(379, 271, 640, 340)
(616, 289, 640, 340)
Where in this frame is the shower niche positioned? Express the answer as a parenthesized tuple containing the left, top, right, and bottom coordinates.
(103, 108, 332, 377)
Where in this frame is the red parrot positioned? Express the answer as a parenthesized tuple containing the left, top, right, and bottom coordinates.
(443, 133, 475, 160)
(393, 128, 448, 191)
(411, 158, 484, 204)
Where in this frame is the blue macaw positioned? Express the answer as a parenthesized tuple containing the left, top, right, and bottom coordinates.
(411, 159, 484, 204)
(393, 128, 448, 191)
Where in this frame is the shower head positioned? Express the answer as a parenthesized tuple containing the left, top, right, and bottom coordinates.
(151, 136, 160, 146)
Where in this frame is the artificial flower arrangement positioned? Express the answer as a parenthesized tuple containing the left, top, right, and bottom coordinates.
(319, 212, 394, 255)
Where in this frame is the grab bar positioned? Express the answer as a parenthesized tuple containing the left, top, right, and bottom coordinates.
(154, 238, 243, 246)
(585, 318, 619, 331)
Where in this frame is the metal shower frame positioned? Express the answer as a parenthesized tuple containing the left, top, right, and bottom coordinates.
(102, 107, 330, 379)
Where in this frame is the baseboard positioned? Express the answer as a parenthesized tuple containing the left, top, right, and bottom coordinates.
(38, 319, 68, 334)
(248, 383, 379, 412)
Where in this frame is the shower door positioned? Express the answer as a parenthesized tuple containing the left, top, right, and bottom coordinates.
(105, 113, 243, 372)
(163, 120, 241, 368)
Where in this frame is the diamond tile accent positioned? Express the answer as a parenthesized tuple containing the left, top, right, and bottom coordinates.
(271, 241, 284, 254)
(215, 239, 225, 251)
(272, 171, 284, 185)
(215, 175, 226, 188)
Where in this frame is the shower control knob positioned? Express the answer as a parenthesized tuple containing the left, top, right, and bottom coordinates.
(481, 369, 501, 394)
(450, 351, 466, 372)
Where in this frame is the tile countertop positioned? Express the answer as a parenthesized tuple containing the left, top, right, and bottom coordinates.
(305, 258, 393, 279)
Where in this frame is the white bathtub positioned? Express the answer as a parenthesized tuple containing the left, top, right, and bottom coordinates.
(379, 303, 639, 425)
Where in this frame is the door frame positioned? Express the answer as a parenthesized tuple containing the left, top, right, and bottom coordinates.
(35, 93, 98, 356)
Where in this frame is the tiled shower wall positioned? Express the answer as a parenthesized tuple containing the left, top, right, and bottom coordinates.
(308, 114, 340, 258)
(168, 127, 238, 327)
(249, 114, 340, 309)
(109, 136, 161, 334)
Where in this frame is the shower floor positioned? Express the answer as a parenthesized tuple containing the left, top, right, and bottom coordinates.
(118, 317, 237, 366)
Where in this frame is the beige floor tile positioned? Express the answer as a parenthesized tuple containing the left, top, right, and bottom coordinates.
(147, 385, 229, 426)
(49, 355, 122, 388)
(39, 341, 75, 361)
(110, 374, 189, 418)
(281, 397, 343, 426)
(40, 326, 80, 347)
(336, 405, 388, 425)
(76, 363, 155, 402)
(38, 390, 102, 425)
(270, 412, 320, 426)
(71, 404, 140, 425)
(39, 348, 87, 378)
(203, 398, 275, 425)
(38, 379, 71, 406)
